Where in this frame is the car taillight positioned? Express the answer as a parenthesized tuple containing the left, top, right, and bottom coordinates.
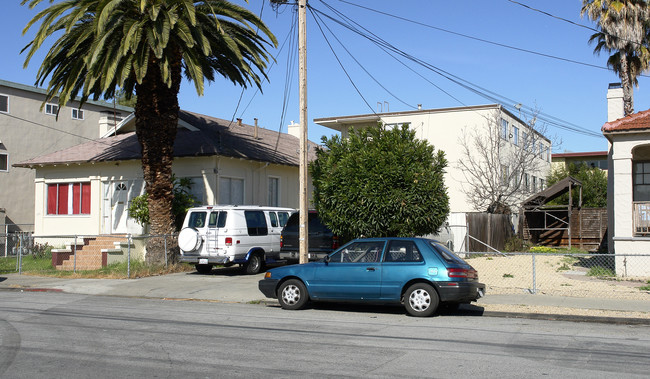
(332, 236, 339, 249)
(225, 237, 232, 246)
(448, 268, 477, 279)
(280, 235, 284, 248)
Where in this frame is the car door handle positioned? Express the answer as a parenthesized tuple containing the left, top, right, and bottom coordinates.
(366, 267, 376, 272)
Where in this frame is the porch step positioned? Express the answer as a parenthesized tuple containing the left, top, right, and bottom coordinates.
(53, 235, 131, 271)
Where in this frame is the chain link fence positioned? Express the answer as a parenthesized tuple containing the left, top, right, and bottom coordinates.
(0, 233, 180, 278)
(464, 252, 650, 299)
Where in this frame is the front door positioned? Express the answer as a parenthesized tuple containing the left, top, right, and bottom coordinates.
(102, 180, 145, 234)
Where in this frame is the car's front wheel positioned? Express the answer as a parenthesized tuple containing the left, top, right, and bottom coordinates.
(404, 283, 439, 317)
(278, 279, 309, 310)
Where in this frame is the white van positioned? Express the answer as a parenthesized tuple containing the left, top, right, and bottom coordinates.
(178, 205, 294, 274)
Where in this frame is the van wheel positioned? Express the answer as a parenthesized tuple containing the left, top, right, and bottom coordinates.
(245, 253, 264, 275)
(195, 264, 213, 274)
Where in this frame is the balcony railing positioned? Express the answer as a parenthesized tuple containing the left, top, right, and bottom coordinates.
(634, 202, 650, 235)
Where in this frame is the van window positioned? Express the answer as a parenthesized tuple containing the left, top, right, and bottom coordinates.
(188, 212, 207, 228)
(245, 211, 268, 236)
(278, 212, 290, 227)
(269, 212, 278, 227)
(208, 211, 228, 228)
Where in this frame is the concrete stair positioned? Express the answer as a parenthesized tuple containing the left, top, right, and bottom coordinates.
(53, 235, 128, 271)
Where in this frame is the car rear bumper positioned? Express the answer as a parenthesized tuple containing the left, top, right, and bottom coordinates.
(436, 282, 485, 303)
(258, 279, 280, 299)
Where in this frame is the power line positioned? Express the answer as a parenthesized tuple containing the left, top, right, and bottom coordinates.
(313, 1, 603, 138)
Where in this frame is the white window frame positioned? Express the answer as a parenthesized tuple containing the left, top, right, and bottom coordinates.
(0, 94, 9, 113)
(0, 152, 8, 172)
(71, 108, 84, 120)
(500, 119, 508, 140)
(45, 103, 59, 116)
(219, 176, 245, 205)
(268, 176, 280, 207)
(512, 126, 519, 146)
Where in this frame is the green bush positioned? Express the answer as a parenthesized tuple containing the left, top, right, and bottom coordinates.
(504, 237, 528, 252)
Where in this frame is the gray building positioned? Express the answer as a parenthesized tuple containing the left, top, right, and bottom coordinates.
(0, 79, 132, 232)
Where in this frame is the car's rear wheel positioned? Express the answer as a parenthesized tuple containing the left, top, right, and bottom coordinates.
(278, 279, 308, 310)
(195, 264, 213, 274)
(404, 283, 439, 317)
(245, 253, 264, 275)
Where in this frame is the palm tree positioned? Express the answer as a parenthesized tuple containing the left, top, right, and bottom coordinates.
(582, 0, 650, 116)
(22, 0, 277, 263)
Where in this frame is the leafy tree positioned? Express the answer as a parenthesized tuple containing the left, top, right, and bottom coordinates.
(128, 175, 199, 231)
(310, 123, 449, 239)
(22, 0, 276, 263)
(547, 163, 607, 208)
(582, 0, 650, 116)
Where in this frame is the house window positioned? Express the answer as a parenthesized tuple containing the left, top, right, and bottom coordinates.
(45, 103, 59, 116)
(539, 143, 544, 159)
(71, 108, 84, 120)
(501, 164, 509, 186)
(0, 94, 8, 113)
(47, 182, 91, 215)
(512, 126, 519, 145)
(501, 119, 508, 140)
(524, 173, 530, 191)
(539, 179, 545, 190)
(522, 131, 529, 150)
(0, 153, 7, 172)
(532, 176, 537, 192)
(633, 161, 650, 202)
(268, 177, 279, 207)
(219, 177, 244, 205)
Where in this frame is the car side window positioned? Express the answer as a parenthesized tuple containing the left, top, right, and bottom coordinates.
(269, 212, 279, 227)
(329, 241, 384, 263)
(384, 241, 423, 262)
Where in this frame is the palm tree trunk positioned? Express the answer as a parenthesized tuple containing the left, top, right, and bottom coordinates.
(135, 49, 183, 264)
(620, 53, 634, 116)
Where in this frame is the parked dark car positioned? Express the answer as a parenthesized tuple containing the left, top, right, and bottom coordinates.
(279, 211, 342, 262)
(259, 237, 486, 317)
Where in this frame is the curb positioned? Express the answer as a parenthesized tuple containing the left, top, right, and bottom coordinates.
(480, 310, 650, 325)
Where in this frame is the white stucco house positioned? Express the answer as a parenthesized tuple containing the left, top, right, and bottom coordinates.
(314, 104, 552, 250)
(15, 110, 314, 239)
(603, 84, 650, 276)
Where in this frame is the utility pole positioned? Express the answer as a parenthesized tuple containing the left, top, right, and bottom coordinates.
(298, 0, 309, 264)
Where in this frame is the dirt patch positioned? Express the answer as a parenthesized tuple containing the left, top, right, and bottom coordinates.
(467, 255, 650, 300)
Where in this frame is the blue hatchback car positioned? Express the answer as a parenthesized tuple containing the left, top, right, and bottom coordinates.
(258, 237, 486, 317)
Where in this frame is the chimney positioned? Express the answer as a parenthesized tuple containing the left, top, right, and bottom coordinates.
(236, 118, 242, 127)
(607, 83, 624, 122)
(288, 121, 300, 138)
(254, 118, 259, 139)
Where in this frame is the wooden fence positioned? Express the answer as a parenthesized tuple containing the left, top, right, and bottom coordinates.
(466, 213, 514, 252)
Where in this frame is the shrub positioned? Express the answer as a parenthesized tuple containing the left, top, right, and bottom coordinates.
(504, 237, 527, 252)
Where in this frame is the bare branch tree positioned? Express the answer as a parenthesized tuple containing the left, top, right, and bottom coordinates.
(457, 107, 551, 213)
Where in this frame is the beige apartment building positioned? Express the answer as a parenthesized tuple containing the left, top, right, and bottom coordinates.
(0, 79, 132, 232)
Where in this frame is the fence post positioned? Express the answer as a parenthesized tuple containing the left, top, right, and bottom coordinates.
(164, 234, 168, 268)
(73, 235, 77, 273)
(127, 234, 131, 279)
(18, 233, 23, 275)
(3, 224, 7, 258)
(532, 253, 537, 294)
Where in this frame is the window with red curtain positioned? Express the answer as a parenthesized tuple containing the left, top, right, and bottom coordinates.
(47, 183, 90, 215)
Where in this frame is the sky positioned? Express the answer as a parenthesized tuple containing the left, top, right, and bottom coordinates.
(1, 0, 646, 153)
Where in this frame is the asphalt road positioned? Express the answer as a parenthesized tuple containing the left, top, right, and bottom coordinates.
(1, 291, 649, 378)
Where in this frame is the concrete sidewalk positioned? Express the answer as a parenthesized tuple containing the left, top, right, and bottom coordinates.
(1, 268, 649, 324)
